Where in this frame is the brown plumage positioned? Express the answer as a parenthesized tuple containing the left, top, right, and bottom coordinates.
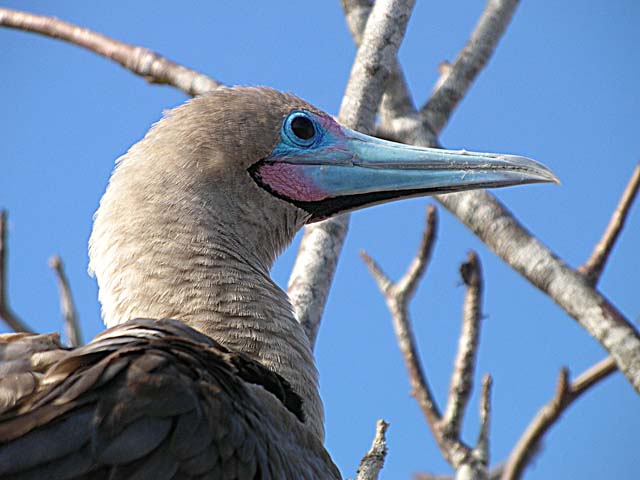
(0, 319, 339, 479)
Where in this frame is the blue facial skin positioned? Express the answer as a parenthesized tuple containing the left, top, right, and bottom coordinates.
(260, 110, 558, 204)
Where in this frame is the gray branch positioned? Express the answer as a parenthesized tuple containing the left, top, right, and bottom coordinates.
(420, 0, 520, 134)
(49, 255, 82, 347)
(0, 7, 221, 97)
(355, 420, 390, 480)
(442, 253, 485, 440)
(345, 0, 640, 392)
(362, 207, 495, 479)
(501, 357, 617, 480)
(0, 211, 33, 333)
(287, 0, 417, 348)
(437, 191, 640, 392)
(579, 163, 640, 285)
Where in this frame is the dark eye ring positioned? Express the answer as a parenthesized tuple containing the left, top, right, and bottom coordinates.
(283, 111, 317, 147)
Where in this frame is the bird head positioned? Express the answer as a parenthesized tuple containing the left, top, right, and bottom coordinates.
(147, 86, 557, 227)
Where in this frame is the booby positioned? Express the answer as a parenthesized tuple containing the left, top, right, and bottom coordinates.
(0, 87, 556, 479)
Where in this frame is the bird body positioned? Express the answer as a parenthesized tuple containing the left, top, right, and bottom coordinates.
(0, 86, 557, 479)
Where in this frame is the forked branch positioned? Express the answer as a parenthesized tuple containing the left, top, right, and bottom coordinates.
(501, 357, 617, 480)
(362, 207, 494, 476)
(579, 163, 640, 285)
(49, 256, 82, 347)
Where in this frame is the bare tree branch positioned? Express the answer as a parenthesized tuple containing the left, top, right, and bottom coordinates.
(579, 163, 640, 285)
(442, 252, 484, 440)
(474, 374, 493, 469)
(0, 211, 33, 333)
(501, 357, 617, 480)
(342, 0, 640, 393)
(355, 419, 390, 480)
(0, 7, 221, 96)
(420, 0, 520, 134)
(363, 208, 498, 479)
(287, 0, 417, 348)
(361, 207, 474, 467)
(438, 191, 640, 392)
(48, 255, 82, 347)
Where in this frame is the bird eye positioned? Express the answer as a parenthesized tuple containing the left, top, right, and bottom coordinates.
(283, 111, 317, 147)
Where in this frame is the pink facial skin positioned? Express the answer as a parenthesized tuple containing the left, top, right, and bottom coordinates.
(255, 163, 329, 202)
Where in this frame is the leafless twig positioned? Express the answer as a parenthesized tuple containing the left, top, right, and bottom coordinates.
(501, 357, 617, 480)
(362, 207, 496, 478)
(475, 374, 493, 468)
(360, 207, 445, 443)
(48, 255, 82, 347)
(0, 211, 33, 333)
(355, 419, 390, 480)
(442, 252, 484, 440)
(287, 0, 417, 348)
(0, 7, 220, 96)
(579, 163, 640, 285)
(420, 0, 520, 134)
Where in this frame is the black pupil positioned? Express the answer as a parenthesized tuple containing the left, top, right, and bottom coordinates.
(291, 116, 315, 141)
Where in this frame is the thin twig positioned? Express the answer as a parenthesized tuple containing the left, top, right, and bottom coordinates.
(356, 419, 390, 480)
(579, 163, 640, 285)
(474, 374, 493, 468)
(442, 252, 484, 440)
(48, 255, 82, 347)
(287, 0, 417, 348)
(501, 357, 617, 480)
(0, 7, 221, 96)
(420, 0, 520, 134)
(361, 207, 473, 467)
(0, 211, 33, 333)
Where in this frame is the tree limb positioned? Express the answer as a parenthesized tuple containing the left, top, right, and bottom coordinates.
(343, 0, 640, 393)
(579, 163, 640, 285)
(501, 357, 617, 480)
(287, 0, 417, 348)
(356, 419, 390, 480)
(49, 255, 82, 347)
(0, 7, 221, 96)
(361, 206, 472, 467)
(362, 208, 496, 478)
(0, 211, 33, 333)
(442, 252, 484, 440)
(420, 0, 520, 134)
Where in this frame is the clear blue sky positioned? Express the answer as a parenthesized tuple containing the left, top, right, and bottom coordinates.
(1, 1, 639, 478)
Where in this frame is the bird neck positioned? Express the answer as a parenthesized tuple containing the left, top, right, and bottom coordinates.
(89, 153, 325, 439)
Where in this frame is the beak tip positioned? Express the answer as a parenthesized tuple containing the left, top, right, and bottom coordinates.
(501, 154, 560, 186)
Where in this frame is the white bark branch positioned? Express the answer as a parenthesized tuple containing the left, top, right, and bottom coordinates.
(420, 0, 520, 134)
(443, 253, 484, 440)
(288, 0, 417, 348)
(355, 419, 390, 480)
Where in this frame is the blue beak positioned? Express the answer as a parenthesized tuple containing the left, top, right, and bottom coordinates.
(251, 112, 558, 222)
